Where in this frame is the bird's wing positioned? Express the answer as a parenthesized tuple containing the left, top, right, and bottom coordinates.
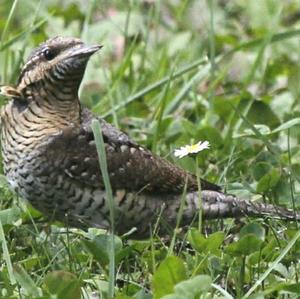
(43, 108, 220, 194)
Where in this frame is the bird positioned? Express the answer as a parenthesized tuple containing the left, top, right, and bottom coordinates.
(0, 36, 299, 238)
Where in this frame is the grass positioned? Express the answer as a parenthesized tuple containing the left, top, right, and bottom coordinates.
(91, 119, 116, 299)
(1, 0, 300, 298)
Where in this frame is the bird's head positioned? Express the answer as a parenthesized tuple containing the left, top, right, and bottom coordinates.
(17, 36, 101, 99)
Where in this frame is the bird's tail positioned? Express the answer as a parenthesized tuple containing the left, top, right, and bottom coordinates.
(193, 190, 300, 221)
(112, 190, 299, 238)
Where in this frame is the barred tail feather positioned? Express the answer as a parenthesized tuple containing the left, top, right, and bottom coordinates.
(105, 190, 300, 239)
(198, 191, 300, 221)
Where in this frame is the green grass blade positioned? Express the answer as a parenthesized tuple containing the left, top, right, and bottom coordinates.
(212, 283, 235, 299)
(0, 219, 16, 285)
(242, 229, 300, 298)
(13, 265, 41, 297)
(243, 5, 282, 86)
(208, 0, 216, 78)
(168, 177, 188, 256)
(91, 119, 115, 299)
(0, 0, 19, 44)
(227, 29, 300, 56)
(81, 0, 97, 42)
(92, 38, 138, 116)
(102, 29, 300, 118)
(102, 57, 209, 117)
(151, 65, 175, 153)
(164, 56, 210, 115)
(0, 19, 47, 52)
(230, 102, 279, 155)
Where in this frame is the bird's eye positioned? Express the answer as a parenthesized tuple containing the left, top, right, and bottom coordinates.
(43, 49, 55, 61)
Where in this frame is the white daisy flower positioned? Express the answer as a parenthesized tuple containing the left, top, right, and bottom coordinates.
(174, 140, 210, 159)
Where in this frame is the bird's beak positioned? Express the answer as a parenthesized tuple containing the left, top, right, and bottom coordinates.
(69, 44, 103, 58)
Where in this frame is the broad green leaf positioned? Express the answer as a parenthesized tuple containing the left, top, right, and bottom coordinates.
(152, 256, 187, 299)
(0, 206, 21, 226)
(44, 270, 81, 299)
(240, 223, 265, 241)
(247, 100, 280, 129)
(82, 234, 123, 268)
(161, 275, 212, 299)
(188, 229, 224, 254)
(116, 289, 152, 299)
(187, 229, 207, 253)
(209, 256, 222, 271)
(174, 275, 212, 296)
(196, 126, 224, 148)
(134, 289, 153, 299)
(207, 232, 225, 252)
(226, 234, 263, 256)
(256, 168, 281, 193)
(252, 162, 272, 181)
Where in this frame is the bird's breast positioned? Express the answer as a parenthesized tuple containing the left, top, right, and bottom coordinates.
(0, 102, 111, 228)
(0, 101, 59, 197)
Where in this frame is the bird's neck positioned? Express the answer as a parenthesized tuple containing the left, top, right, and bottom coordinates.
(14, 81, 82, 128)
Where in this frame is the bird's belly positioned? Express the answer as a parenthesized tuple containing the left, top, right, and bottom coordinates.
(5, 160, 111, 229)
(6, 176, 19, 192)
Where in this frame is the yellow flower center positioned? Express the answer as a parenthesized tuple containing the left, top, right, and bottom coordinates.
(188, 144, 198, 152)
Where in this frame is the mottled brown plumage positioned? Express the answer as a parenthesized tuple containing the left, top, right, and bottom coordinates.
(0, 37, 299, 238)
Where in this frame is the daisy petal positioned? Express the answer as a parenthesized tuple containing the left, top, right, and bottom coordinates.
(174, 140, 210, 159)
